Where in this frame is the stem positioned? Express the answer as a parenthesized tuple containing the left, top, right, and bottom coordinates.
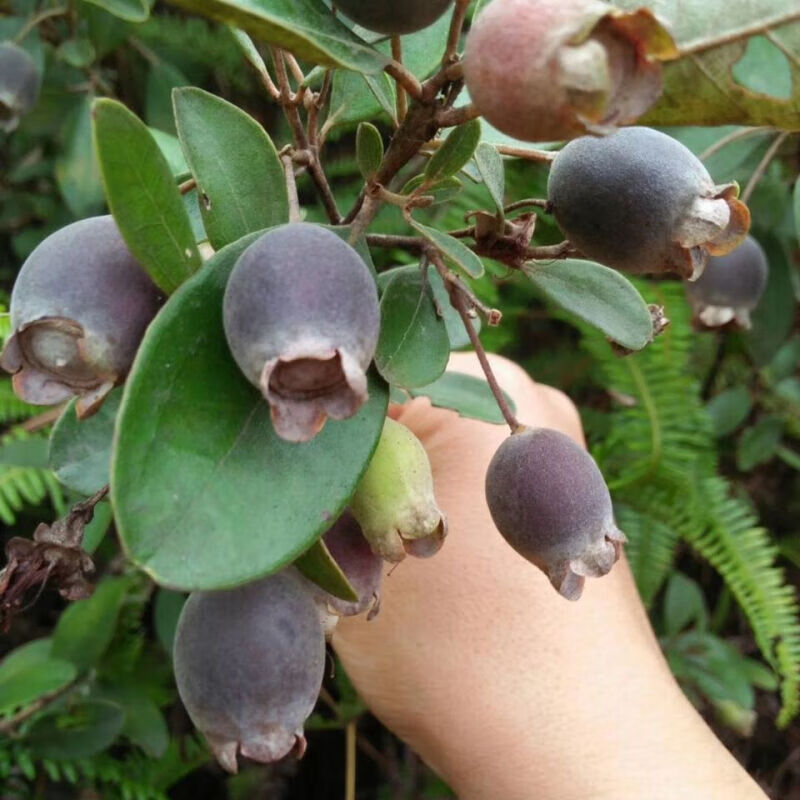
(391, 36, 407, 123)
(13, 6, 68, 43)
(504, 198, 549, 213)
(437, 103, 480, 127)
(495, 144, 556, 163)
(0, 680, 78, 736)
(284, 52, 306, 86)
(443, 0, 471, 65)
(365, 233, 426, 251)
(21, 405, 66, 433)
(270, 48, 309, 148)
(282, 155, 302, 223)
(345, 720, 357, 800)
(698, 127, 772, 161)
(430, 252, 520, 432)
(385, 61, 424, 102)
(178, 178, 197, 195)
(741, 130, 789, 204)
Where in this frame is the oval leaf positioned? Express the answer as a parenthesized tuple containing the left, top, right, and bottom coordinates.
(164, 0, 388, 72)
(737, 416, 784, 471)
(111, 233, 388, 591)
(425, 119, 482, 183)
(27, 700, 125, 760)
(92, 98, 201, 294)
(375, 269, 449, 388)
(82, 0, 149, 22)
(408, 218, 485, 278)
(294, 538, 359, 603)
(173, 88, 288, 249)
(49, 389, 122, 495)
(473, 142, 505, 214)
(524, 259, 653, 351)
(407, 372, 515, 425)
(356, 122, 384, 180)
(706, 386, 753, 437)
(0, 640, 76, 714)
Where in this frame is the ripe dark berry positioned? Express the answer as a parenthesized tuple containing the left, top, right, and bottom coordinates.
(223, 223, 380, 443)
(0, 42, 41, 132)
(547, 127, 751, 279)
(0, 216, 163, 418)
(685, 236, 768, 329)
(304, 512, 383, 624)
(350, 418, 447, 562)
(173, 572, 326, 773)
(463, 0, 676, 143)
(334, 0, 453, 35)
(485, 427, 625, 600)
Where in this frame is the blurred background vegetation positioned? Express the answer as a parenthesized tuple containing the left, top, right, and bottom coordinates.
(0, 0, 799, 797)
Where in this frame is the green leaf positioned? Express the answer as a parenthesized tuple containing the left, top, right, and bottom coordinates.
(145, 60, 189, 134)
(0, 438, 48, 468)
(97, 685, 169, 757)
(0, 639, 77, 714)
(227, 26, 270, 76)
(425, 119, 482, 183)
(57, 38, 96, 69)
(294, 538, 359, 603)
(55, 94, 105, 219)
(92, 98, 201, 294)
(664, 573, 708, 636)
(524, 259, 653, 351)
(173, 88, 288, 250)
(732, 35, 793, 99)
(83, 500, 113, 554)
(163, 0, 387, 72)
(375, 268, 449, 389)
(402, 174, 463, 206)
(153, 589, 186, 656)
(149, 128, 190, 177)
(737, 416, 784, 471)
(408, 219, 484, 278)
(473, 142, 505, 214)
(51, 577, 131, 672)
(82, 0, 149, 22)
(49, 389, 121, 496)
(408, 372, 514, 425)
(356, 122, 383, 180)
(26, 699, 125, 759)
(111, 233, 388, 591)
(706, 386, 752, 437)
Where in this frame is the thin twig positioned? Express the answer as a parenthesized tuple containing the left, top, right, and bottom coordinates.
(429, 251, 520, 431)
(178, 178, 197, 196)
(385, 61, 424, 102)
(365, 233, 426, 251)
(437, 103, 480, 127)
(308, 157, 342, 224)
(0, 680, 79, 736)
(13, 6, 68, 43)
(741, 131, 789, 204)
(282, 154, 302, 223)
(391, 36, 407, 123)
(284, 52, 306, 86)
(504, 198, 549, 213)
(345, 720, 357, 800)
(270, 48, 309, 148)
(21, 405, 66, 433)
(495, 144, 556, 163)
(443, 0, 471, 65)
(698, 127, 772, 161)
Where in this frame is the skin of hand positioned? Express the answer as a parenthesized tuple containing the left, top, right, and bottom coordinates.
(332, 352, 768, 800)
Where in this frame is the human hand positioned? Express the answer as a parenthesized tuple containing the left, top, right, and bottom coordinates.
(332, 352, 767, 800)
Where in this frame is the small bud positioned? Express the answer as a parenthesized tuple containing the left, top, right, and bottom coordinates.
(223, 224, 380, 443)
(485, 427, 625, 600)
(685, 236, 768, 330)
(547, 127, 750, 280)
(0, 42, 41, 132)
(173, 572, 325, 773)
(350, 418, 446, 562)
(0, 216, 163, 418)
(463, 0, 677, 143)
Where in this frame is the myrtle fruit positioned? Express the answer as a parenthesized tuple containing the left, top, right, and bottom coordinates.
(0, 216, 163, 418)
(173, 572, 326, 773)
(463, 0, 676, 143)
(223, 223, 380, 443)
(350, 418, 446, 562)
(547, 127, 751, 280)
(0, 42, 41, 133)
(685, 236, 768, 330)
(303, 512, 383, 627)
(333, 0, 453, 35)
(485, 427, 625, 601)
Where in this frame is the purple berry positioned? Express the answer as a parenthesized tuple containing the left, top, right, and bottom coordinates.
(0, 42, 41, 133)
(173, 571, 325, 773)
(334, 0, 453, 35)
(485, 427, 625, 600)
(223, 224, 380, 443)
(0, 216, 163, 418)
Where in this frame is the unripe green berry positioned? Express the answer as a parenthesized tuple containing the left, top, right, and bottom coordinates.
(485, 427, 625, 600)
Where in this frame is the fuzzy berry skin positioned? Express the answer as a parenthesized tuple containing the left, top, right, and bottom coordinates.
(0, 216, 163, 418)
(485, 427, 625, 600)
(334, 0, 453, 35)
(0, 42, 41, 133)
(547, 127, 750, 280)
(685, 236, 768, 329)
(463, 0, 676, 143)
(173, 571, 326, 774)
(223, 223, 380, 443)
